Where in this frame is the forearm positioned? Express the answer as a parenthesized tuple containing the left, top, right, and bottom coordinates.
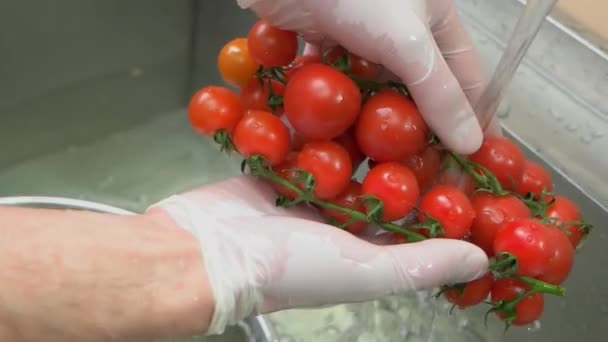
(0, 206, 213, 342)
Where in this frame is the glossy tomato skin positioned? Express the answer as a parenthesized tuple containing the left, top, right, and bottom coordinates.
(247, 20, 298, 67)
(469, 192, 531, 256)
(322, 180, 368, 235)
(284, 63, 362, 140)
(469, 136, 526, 190)
(361, 162, 420, 222)
(233, 110, 291, 166)
(271, 151, 299, 200)
(545, 195, 585, 248)
(217, 38, 259, 88)
(493, 218, 554, 277)
(536, 226, 574, 285)
(515, 160, 553, 200)
(491, 278, 544, 326)
(444, 272, 494, 309)
(188, 86, 243, 136)
(284, 55, 322, 81)
(239, 78, 285, 113)
(356, 89, 429, 162)
(418, 184, 475, 239)
(403, 145, 442, 192)
(296, 141, 352, 200)
(325, 46, 379, 80)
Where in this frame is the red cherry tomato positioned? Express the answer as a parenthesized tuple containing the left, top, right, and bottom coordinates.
(217, 38, 259, 88)
(418, 184, 475, 239)
(188, 86, 243, 136)
(333, 129, 366, 172)
(239, 78, 285, 113)
(493, 218, 554, 277)
(403, 145, 443, 192)
(247, 20, 298, 67)
(284, 63, 362, 140)
(469, 192, 531, 256)
(325, 46, 380, 80)
(233, 110, 291, 166)
(284, 55, 323, 81)
(444, 272, 494, 309)
(469, 136, 526, 190)
(355, 89, 429, 162)
(536, 226, 574, 285)
(515, 160, 553, 200)
(491, 278, 544, 326)
(296, 141, 352, 200)
(322, 180, 368, 235)
(361, 162, 420, 222)
(546, 196, 585, 248)
(271, 151, 300, 200)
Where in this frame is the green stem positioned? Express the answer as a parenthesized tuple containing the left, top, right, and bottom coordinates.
(246, 156, 426, 242)
(447, 151, 507, 195)
(513, 275, 565, 297)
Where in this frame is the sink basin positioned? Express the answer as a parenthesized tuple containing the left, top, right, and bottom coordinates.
(0, 0, 606, 341)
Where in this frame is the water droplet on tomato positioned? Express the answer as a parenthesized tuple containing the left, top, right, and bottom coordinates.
(483, 208, 506, 224)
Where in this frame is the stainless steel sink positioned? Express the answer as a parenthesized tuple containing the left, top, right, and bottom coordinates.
(0, 0, 606, 341)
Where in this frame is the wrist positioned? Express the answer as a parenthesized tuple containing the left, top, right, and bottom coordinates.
(136, 210, 215, 338)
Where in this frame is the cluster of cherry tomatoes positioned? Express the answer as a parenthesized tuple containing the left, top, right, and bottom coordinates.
(187, 19, 591, 329)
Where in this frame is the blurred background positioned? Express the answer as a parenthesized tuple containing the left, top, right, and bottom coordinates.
(0, 0, 607, 341)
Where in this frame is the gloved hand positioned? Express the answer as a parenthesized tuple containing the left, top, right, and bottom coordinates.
(236, 0, 490, 155)
(147, 176, 488, 335)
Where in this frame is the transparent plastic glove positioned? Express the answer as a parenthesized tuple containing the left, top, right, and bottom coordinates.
(236, 0, 489, 154)
(148, 176, 488, 335)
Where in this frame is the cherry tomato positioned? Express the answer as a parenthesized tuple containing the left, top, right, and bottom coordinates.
(247, 20, 298, 67)
(333, 129, 366, 172)
(469, 136, 526, 190)
(536, 226, 574, 285)
(469, 192, 531, 256)
(418, 184, 475, 239)
(325, 46, 380, 80)
(515, 160, 553, 200)
(546, 196, 585, 248)
(188, 86, 243, 136)
(361, 162, 420, 222)
(233, 110, 291, 166)
(271, 151, 299, 200)
(284, 63, 362, 140)
(403, 145, 442, 192)
(356, 89, 429, 162)
(322, 180, 368, 235)
(444, 273, 494, 309)
(296, 141, 352, 200)
(491, 278, 544, 326)
(284, 55, 322, 81)
(493, 218, 554, 277)
(239, 78, 285, 113)
(217, 38, 259, 88)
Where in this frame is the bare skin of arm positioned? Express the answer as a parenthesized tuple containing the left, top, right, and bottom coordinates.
(0, 206, 214, 342)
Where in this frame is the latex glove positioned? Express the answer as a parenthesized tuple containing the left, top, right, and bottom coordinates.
(148, 176, 488, 335)
(236, 0, 490, 154)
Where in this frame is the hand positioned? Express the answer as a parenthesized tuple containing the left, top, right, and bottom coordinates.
(236, 0, 489, 154)
(147, 176, 488, 335)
